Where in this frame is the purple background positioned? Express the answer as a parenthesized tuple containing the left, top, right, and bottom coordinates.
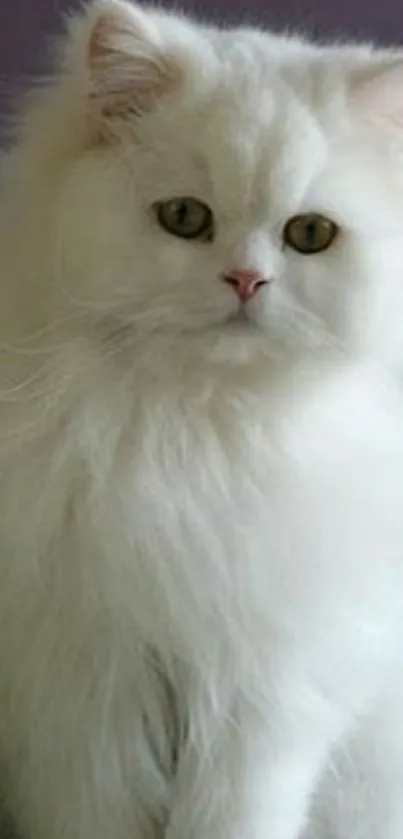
(0, 0, 402, 119)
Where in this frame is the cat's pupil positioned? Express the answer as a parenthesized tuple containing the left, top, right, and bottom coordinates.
(176, 203, 188, 226)
(305, 221, 317, 246)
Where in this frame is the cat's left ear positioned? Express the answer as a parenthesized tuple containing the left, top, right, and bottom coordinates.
(349, 59, 403, 132)
(83, 0, 182, 139)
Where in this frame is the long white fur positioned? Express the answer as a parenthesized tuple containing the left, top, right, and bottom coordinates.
(1, 2, 403, 838)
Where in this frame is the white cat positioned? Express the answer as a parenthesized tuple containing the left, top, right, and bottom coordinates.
(1, 1, 403, 837)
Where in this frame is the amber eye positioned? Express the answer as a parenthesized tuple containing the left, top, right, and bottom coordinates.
(154, 197, 213, 240)
(283, 213, 339, 254)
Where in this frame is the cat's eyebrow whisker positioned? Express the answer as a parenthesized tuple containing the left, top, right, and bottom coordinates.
(0, 313, 79, 349)
(53, 271, 136, 315)
(0, 333, 127, 408)
(0, 357, 63, 402)
(0, 332, 75, 357)
(52, 226, 136, 314)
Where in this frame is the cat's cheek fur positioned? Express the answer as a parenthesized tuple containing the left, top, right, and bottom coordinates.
(2, 2, 403, 839)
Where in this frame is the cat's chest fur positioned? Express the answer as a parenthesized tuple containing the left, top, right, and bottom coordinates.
(34, 355, 400, 654)
(3, 351, 403, 671)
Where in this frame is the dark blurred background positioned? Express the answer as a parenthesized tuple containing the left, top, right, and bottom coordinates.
(1, 0, 403, 119)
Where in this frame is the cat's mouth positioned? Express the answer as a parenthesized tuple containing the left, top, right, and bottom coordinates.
(225, 305, 258, 328)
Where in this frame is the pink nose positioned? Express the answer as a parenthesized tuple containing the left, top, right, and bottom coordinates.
(222, 268, 268, 301)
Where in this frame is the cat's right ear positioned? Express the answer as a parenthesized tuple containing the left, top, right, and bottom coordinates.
(349, 58, 403, 137)
(79, 0, 183, 140)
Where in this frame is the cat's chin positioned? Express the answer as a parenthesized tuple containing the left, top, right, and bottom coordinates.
(197, 309, 268, 362)
(226, 308, 249, 324)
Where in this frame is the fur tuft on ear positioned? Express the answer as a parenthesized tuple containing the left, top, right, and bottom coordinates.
(349, 59, 403, 132)
(84, 0, 182, 137)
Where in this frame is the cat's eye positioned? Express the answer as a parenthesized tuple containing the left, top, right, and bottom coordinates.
(154, 197, 213, 240)
(283, 213, 338, 254)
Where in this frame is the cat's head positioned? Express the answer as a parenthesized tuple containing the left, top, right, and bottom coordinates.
(12, 0, 403, 367)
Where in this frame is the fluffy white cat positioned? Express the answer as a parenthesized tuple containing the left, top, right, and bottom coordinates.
(1, 1, 403, 837)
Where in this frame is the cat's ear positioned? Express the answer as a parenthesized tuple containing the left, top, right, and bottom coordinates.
(349, 59, 403, 132)
(83, 0, 182, 138)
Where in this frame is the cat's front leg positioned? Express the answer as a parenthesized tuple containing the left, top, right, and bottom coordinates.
(165, 682, 348, 839)
(0, 650, 172, 839)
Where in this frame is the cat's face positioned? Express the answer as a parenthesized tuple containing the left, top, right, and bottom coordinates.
(54, 1, 403, 365)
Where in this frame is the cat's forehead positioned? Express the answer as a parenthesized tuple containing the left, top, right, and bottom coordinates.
(138, 35, 329, 220)
(193, 67, 328, 224)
